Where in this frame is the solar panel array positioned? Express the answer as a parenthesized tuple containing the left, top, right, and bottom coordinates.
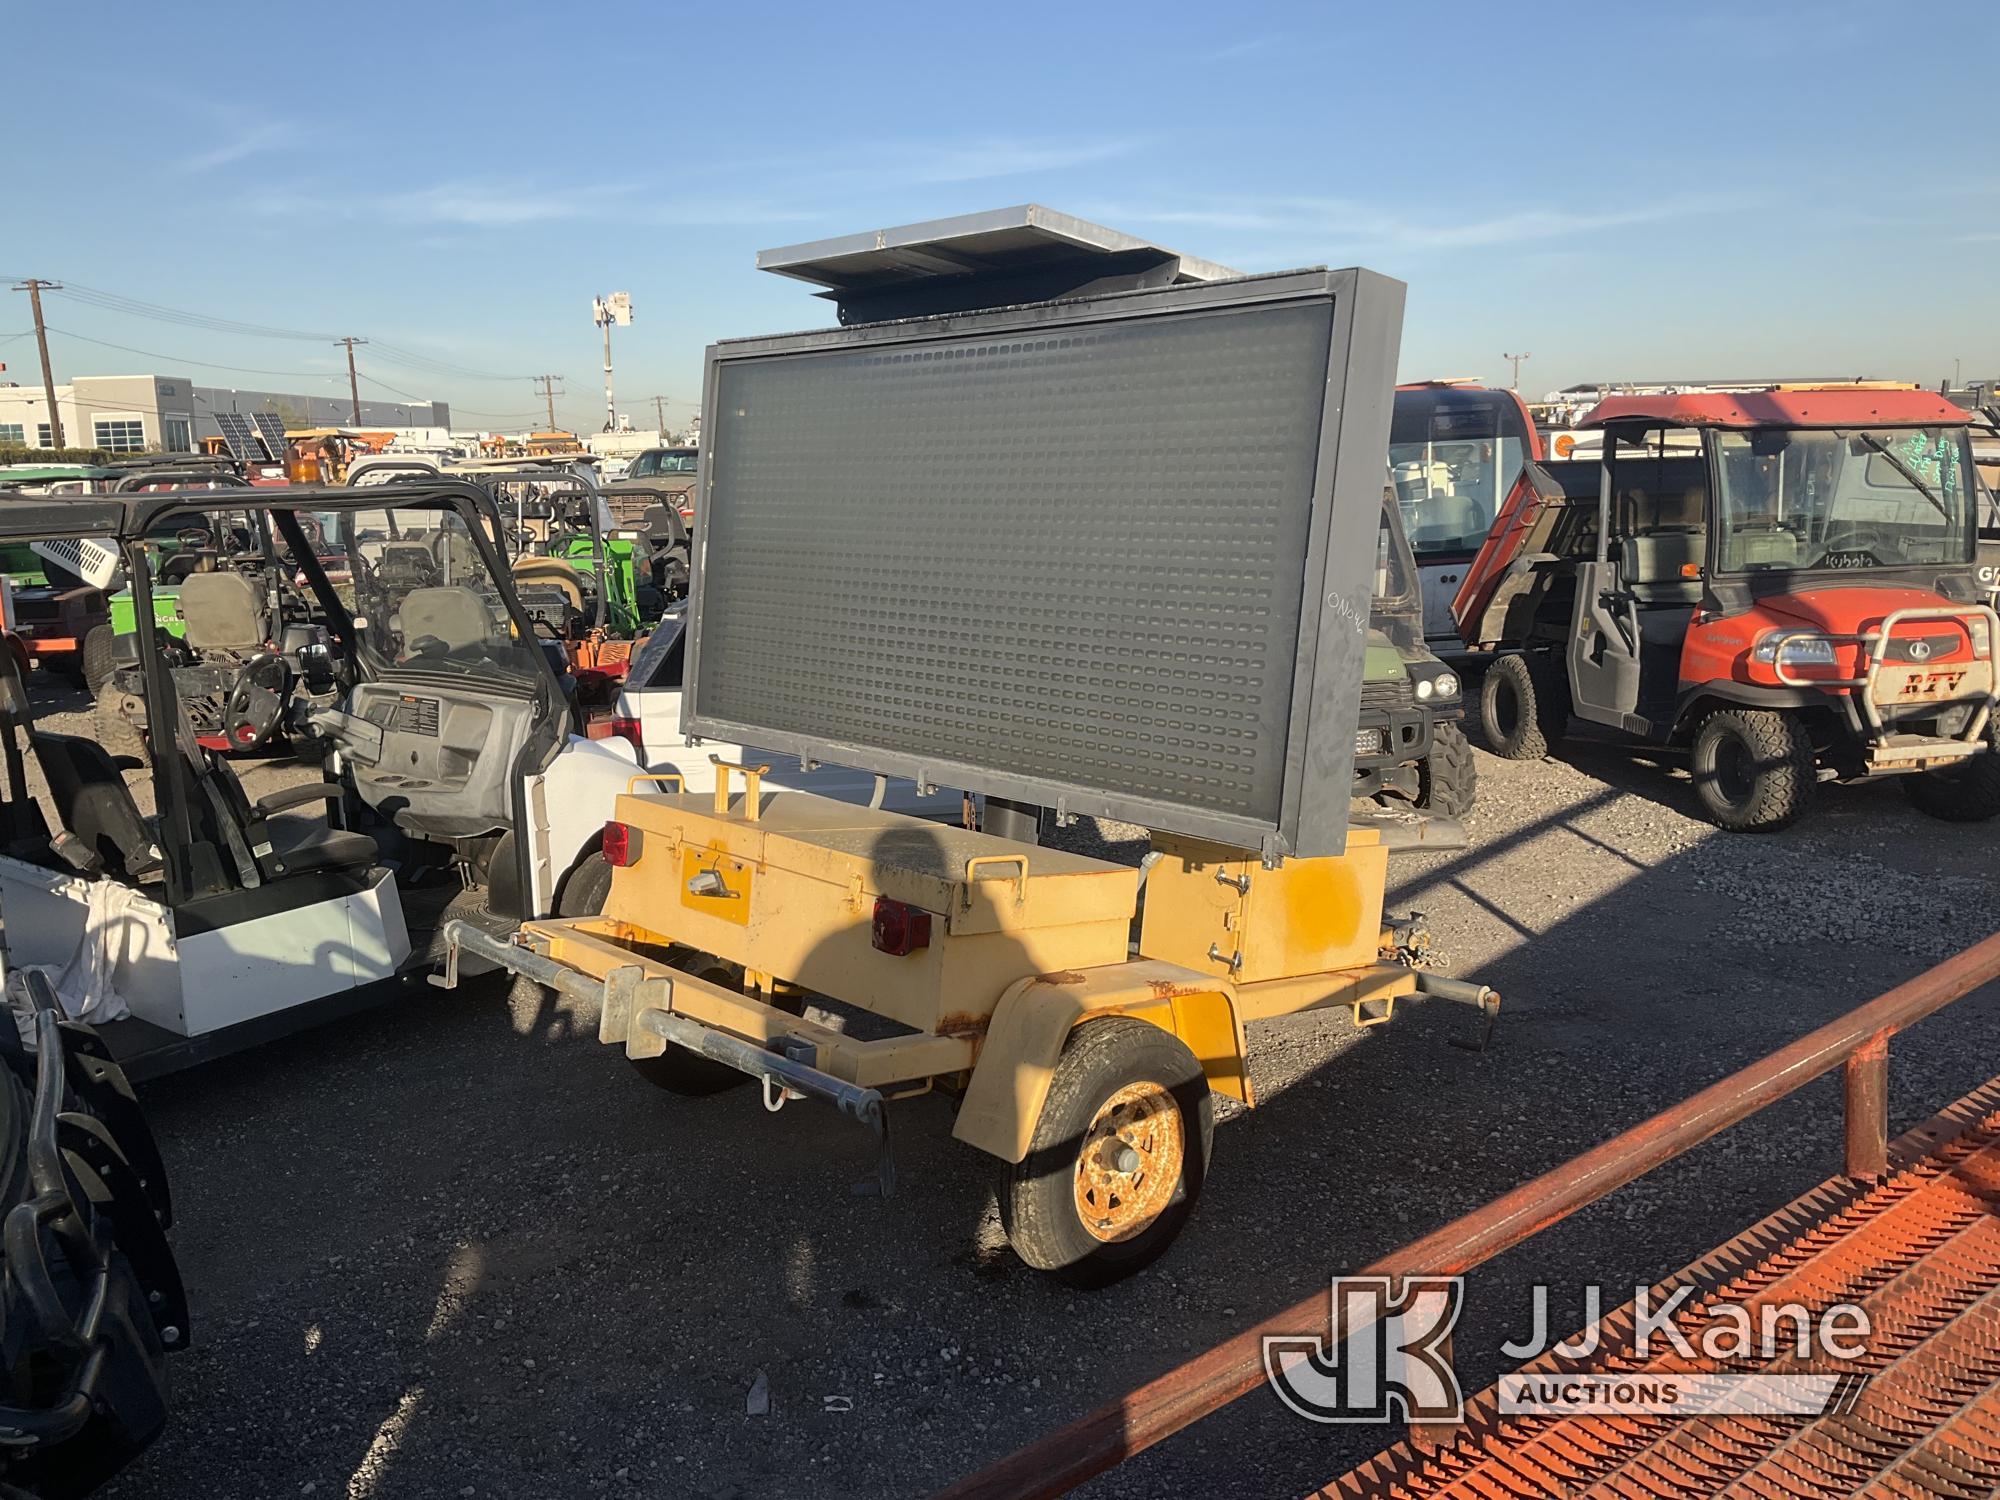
(213, 412, 259, 461)
(252, 413, 288, 462)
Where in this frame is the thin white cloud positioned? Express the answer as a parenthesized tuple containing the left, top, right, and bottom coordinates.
(246, 176, 816, 228)
(176, 120, 296, 175)
(1090, 193, 1727, 258)
(1209, 33, 1284, 61)
(699, 136, 1141, 190)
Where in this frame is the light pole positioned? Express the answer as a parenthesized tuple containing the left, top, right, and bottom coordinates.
(593, 293, 633, 432)
(1503, 351, 1531, 390)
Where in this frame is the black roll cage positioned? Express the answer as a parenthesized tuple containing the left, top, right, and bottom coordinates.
(27, 481, 570, 908)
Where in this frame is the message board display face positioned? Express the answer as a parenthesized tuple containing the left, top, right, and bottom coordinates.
(685, 268, 1405, 857)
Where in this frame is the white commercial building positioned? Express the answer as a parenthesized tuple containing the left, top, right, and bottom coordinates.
(0, 372, 449, 453)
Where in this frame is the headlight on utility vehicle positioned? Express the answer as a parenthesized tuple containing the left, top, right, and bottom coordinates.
(1752, 633, 1837, 666)
(1968, 616, 1992, 659)
(1413, 671, 1459, 701)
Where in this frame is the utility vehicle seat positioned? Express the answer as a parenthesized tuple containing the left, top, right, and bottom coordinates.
(1621, 530, 1705, 606)
(398, 586, 495, 652)
(0, 647, 162, 879)
(159, 675, 377, 890)
(176, 569, 267, 651)
(511, 559, 588, 613)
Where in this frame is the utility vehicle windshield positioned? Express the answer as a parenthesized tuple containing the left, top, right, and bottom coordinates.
(1389, 388, 1532, 561)
(1714, 427, 1975, 574)
(343, 506, 545, 679)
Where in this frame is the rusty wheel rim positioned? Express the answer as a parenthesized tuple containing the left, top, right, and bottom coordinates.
(1072, 1080, 1184, 1244)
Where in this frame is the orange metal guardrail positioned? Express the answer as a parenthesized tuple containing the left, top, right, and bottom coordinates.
(938, 928, 2000, 1500)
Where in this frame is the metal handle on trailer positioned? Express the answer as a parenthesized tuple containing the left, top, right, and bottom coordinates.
(708, 756, 770, 819)
(963, 854, 1030, 908)
(625, 771, 685, 797)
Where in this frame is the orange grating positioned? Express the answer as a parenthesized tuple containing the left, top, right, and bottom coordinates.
(1321, 1077, 2000, 1500)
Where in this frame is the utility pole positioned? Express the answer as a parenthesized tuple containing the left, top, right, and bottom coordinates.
(533, 375, 565, 429)
(336, 337, 367, 424)
(1503, 351, 1531, 390)
(592, 293, 633, 432)
(11, 279, 64, 449)
(650, 395, 668, 434)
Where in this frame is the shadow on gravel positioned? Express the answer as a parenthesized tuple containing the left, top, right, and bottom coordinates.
(96, 771, 2000, 1500)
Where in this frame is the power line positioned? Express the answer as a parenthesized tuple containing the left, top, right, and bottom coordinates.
(355, 372, 536, 423)
(7, 274, 535, 380)
(43, 326, 335, 379)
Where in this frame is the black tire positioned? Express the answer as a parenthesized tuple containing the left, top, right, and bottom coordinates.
(95, 686, 150, 765)
(1415, 721, 1478, 816)
(1691, 707, 1816, 831)
(556, 851, 613, 918)
(1901, 719, 2000, 822)
(1479, 652, 1566, 759)
(999, 1017, 1213, 1288)
(81, 624, 117, 693)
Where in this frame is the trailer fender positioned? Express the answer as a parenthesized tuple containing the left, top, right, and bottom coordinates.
(951, 962, 1250, 1164)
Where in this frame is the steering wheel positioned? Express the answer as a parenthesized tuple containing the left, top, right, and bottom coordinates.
(220, 653, 291, 752)
(175, 524, 214, 550)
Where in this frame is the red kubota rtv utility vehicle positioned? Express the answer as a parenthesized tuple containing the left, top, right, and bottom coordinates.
(1453, 385, 2000, 830)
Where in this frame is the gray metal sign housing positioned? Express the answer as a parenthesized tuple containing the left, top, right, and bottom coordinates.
(683, 265, 1405, 859)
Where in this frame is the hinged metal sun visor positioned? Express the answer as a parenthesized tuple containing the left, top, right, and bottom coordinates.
(682, 266, 1406, 859)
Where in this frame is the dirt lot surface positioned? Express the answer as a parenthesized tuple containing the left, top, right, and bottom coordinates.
(23, 673, 1993, 1500)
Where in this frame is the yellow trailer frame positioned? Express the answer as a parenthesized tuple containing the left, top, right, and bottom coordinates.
(441, 765, 1496, 1281)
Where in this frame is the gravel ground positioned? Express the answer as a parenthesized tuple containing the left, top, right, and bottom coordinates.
(22, 672, 1993, 1500)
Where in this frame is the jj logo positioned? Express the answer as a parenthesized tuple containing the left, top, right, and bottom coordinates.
(1262, 1276, 1465, 1424)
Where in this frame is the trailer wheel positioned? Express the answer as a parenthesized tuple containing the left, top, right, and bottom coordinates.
(81, 624, 117, 693)
(556, 851, 613, 918)
(999, 1018, 1213, 1288)
(1901, 719, 2000, 822)
(1691, 708, 1815, 831)
(1416, 722, 1478, 816)
(1479, 652, 1566, 759)
(95, 686, 150, 765)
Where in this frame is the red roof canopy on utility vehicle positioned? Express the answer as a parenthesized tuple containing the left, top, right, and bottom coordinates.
(1581, 386, 1967, 431)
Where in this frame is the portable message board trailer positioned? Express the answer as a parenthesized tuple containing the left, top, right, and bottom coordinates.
(445, 211, 1498, 1285)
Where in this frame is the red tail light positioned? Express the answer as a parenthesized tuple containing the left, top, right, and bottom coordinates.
(609, 715, 644, 755)
(602, 820, 642, 868)
(871, 897, 932, 956)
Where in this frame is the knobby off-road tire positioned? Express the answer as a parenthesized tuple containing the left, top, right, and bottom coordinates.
(1416, 721, 1478, 816)
(81, 625, 118, 693)
(999, 1017, 1214, 1288)
(1691, 707, 1816, 831)
(1479, 651, 1567, 760)
(1902, 718, 2000, 823)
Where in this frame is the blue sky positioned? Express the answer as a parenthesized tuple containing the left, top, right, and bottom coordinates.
(5, 0, 1996, 431)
